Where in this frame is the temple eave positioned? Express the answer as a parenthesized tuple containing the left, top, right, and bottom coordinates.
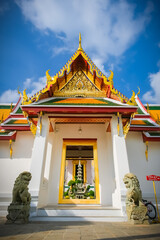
(1, 126, 30, 131)
(130, 126, 160, 132)
(21, 105, 137, 116)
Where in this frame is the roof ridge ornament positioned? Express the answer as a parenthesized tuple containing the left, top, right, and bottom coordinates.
(46, 69, 52, 84)
(20, 34, 130, 104)
(108, 70, 114, 86)
(78, 33, 83, 51)
(127, 87, 140, 105)
(17, 87, 22, 97)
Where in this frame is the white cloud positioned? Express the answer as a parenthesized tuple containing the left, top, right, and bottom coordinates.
(23, 78, 32, 89)
(16, 0, 153, 63)
(27, 76, 46, 97)
(0, 90, 19, 103)
(142, 70, 160, 103)
(92, 57, 109, 76)
(52, 46, 70, 56)
(0, 0, 154, 103)
(0, 76, 46, 103)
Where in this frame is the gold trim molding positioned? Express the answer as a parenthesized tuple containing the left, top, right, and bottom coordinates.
(58, 139, 100, 204)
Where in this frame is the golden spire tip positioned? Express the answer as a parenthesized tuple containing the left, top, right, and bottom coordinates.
(78, 32, 82, 51)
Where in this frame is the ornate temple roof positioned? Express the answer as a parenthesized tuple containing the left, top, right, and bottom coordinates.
(0, 104, 15, 121)
(0, 97, 30, 133)
(21, 34, 134, 106)
(0, 34, 160, 141)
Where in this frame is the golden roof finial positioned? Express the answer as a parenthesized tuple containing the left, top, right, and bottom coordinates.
(78, 32, 83, 51)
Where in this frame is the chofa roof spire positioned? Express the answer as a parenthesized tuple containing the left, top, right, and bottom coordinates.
(78, 32, 83, 51)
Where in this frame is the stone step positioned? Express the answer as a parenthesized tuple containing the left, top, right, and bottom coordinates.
(1, 204, 126, 222)
(34, 208, 122, 217)
(29, 206, 126, 222)
(30, 216, 126, 222)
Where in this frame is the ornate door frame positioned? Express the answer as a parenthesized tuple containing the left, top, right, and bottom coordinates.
(58, 139, 100, 204)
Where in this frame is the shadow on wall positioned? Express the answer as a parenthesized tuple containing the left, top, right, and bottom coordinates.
(0, 132, 34, 159)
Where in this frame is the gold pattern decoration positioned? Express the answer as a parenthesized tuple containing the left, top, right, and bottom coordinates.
(127, 87, 140, 106)
(107, 70, 114, 86)
(19, 35, 129, 104)
(117, 112, 120, 136)
(30, 123, 37, 136)
(110, 86, 129, 103)
(78, 33, 83, 51)
(23, 111, 37, 136)
(103, 70, 129, 103)
(156, 114, 160, 125)
(146, 102, 160, 125)
(123, 113, 136, 138)
(145, 141, 148, 161)
(23, 111, 27, 118)
(0, 113, 4, 123)
(22, 89, 32, 105)
(9, 139, 13, 159)
(54, 70, 104, 97)
(17, 87, 22, 97)
(103, 70, 113, 87)
(22, 88, 44, 105)
(123, 121, 130, 139)
(146, 103, 160, 124)
(37, 40, 113, 100)
(46, 70, 53, 84)
(22, 89, 28, 104)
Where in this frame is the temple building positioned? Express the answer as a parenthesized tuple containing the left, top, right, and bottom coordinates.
(0, 35, 160, 221)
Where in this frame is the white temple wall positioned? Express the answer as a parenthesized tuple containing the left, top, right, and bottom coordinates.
(0, 131, 34, 197)
(2, 126, 159, 207)
(46, 123, 115, 206)
(126, 132, 160, 199)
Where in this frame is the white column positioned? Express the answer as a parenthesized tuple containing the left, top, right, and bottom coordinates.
(29, 114, 49, 201)
(111, 114, 130, 211)
(38, 132, 54, 207)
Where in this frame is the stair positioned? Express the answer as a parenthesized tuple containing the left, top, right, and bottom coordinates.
(30, 205, 127, 222)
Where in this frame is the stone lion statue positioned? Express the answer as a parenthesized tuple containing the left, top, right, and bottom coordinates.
(123, 173, 143, 207)
(6, 171, 32, 223)
(12, 171, 32, 205)
(123, 173, 148, 224)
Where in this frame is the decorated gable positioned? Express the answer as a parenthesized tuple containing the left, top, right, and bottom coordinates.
(54, 69, 104, 98)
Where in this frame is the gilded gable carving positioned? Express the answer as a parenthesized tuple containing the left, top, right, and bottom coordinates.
(54, 70, 104, 97)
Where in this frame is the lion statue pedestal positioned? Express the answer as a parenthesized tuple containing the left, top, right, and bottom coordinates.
(6, 172, 32, 224)
(123, 173, 149, 224)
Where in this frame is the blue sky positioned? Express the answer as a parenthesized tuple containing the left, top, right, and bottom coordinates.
(0, 0, 160, 103)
